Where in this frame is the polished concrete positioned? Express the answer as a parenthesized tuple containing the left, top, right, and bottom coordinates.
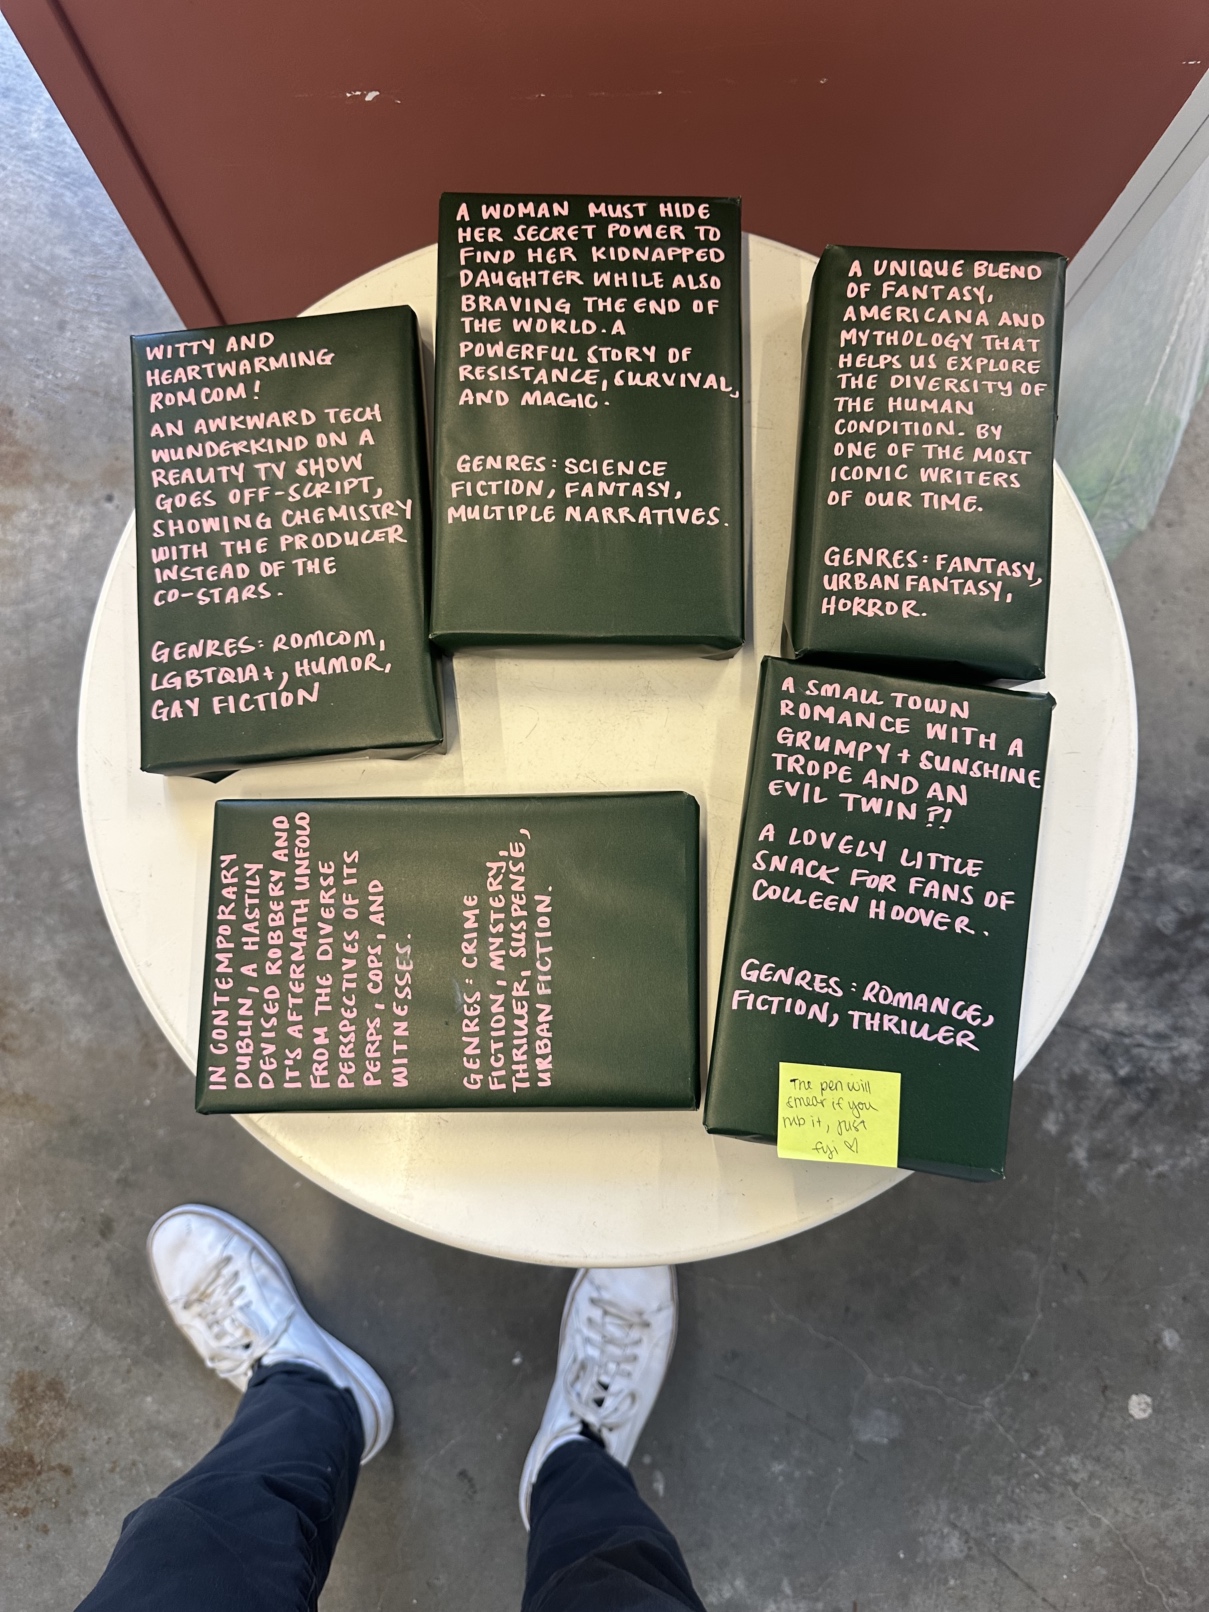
(2, 19, 1207, 1610)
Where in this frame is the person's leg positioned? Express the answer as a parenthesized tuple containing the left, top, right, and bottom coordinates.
(519, 1268, 706, 1612)
(524, 1437, 705, 1612)
(75, 1204, 394, 1612)
(77, 1364, 361, 1612)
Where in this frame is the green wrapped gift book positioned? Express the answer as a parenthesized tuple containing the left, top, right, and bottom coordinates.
(132, 306, 441, 777)
(196, 792, 700, 1113)
(786, 246, 1065, 681)
(705, 657, 1053, 1180)
(430, 193, 744, 652)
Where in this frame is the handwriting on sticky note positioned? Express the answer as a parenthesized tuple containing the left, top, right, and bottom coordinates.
(777, 1063, 901, 1167)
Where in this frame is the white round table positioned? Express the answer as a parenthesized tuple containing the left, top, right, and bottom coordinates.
(79, 237, 1137, 1266)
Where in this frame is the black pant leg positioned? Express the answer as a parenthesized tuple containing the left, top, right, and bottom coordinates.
(76, 1363, 363, 1612)
(523, 1438, 707, 1612)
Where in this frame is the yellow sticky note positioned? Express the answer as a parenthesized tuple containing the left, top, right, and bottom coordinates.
(777, 1063, 901, 1167)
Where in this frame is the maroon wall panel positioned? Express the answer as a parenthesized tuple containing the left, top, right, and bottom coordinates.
(5, 0, 1209, 327)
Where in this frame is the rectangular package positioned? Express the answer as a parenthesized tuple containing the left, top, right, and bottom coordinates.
(787, 247, 1066, 680)
(704, 657, 1053, 1180)
(133, 306, 442, 777)
(430, 193, 744, 651)
(196, 792, 700, 1113)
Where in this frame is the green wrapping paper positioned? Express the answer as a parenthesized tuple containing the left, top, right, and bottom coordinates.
(787, 247, 1065, 680)
(705, 657, 1053, 1180)
(196, 792, 700, 1113)
(132, 306, 441, 777)
(430, 193, 744, 650)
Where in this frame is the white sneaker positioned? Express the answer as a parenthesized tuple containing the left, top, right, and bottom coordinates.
(146, 1203, 394, 1463)
(518, 1265, 678, 1528)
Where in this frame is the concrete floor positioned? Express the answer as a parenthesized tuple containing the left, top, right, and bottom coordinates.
(2, 18, 1208, 1610)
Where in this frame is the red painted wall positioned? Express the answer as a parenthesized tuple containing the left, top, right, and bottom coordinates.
(5, 0, 1208, 328)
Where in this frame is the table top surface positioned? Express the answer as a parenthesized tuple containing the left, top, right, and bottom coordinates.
(78, 236, 1137, 1266)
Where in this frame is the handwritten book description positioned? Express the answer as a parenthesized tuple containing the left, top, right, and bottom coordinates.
(134, 308, 437, 765)
(815, 254, 1060, 626)
(777, 1063, 901, 1167)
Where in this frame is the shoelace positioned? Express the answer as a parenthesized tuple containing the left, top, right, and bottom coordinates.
(180, 1253, 292, 1379)
(564, 1294, 650, 1435)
